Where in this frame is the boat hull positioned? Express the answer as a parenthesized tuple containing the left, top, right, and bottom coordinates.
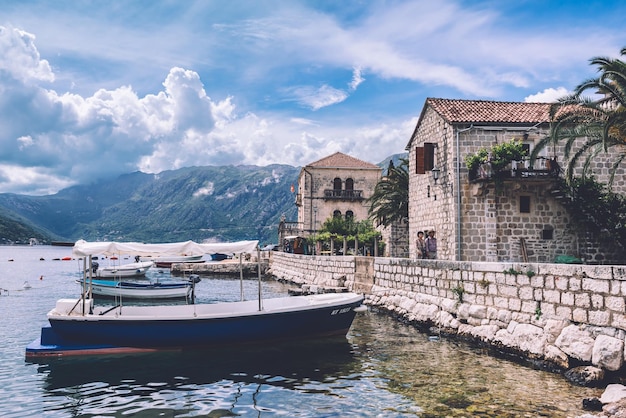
(92, 261, 154, 278)
(143, 255, 204, 268)
(26, 293, 364, 357)
(79, 279, 192, 300)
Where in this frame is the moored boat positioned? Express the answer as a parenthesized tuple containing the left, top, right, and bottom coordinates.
(26, 292, 364, 356)
(76, 277, 197, 300)
(25, 239, 366, 357)
(90, 260, 154, 278)
(144, 255, 205, 268)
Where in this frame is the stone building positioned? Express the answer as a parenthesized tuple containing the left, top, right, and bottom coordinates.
(295, 152, 381, 234)
(406, 98, 623, 264)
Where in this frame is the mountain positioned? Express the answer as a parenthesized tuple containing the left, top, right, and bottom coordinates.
(0, 156, 404, 245)
(0, 165, 300, 245)
(0, 205, 61, 245)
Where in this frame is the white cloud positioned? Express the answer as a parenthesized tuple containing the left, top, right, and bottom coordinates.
(285, 84, 348, 110)
(17, 135, 34, 150)
(1, 0, 624, 195)
(524, 87, 570, 103)
(0, 26, 54, 83)
(193, 182, 215, 197)
(349, 67, 365, 91)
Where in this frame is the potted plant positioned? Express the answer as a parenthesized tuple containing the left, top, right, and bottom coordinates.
(465, 140, 527, 180)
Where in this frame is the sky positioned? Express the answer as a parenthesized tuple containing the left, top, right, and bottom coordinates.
(1, 0, 626, 195)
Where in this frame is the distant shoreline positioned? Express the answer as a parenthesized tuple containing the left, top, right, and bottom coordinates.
(51, 241, 75, 247)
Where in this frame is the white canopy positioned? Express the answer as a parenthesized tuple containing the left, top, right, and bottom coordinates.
(72, 239, 259, 257)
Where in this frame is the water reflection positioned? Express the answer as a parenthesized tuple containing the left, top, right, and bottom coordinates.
(31, 338, 366, 416)
(33, 338, 355, 391)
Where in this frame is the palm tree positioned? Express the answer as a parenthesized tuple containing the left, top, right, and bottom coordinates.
(367, 158, 409, 227)
(532, 47, 626, 185)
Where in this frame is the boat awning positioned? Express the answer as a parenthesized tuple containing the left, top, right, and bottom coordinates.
(72, 240, 259, 257)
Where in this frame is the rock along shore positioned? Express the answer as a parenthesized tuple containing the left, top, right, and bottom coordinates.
(267, 252, 626, 415)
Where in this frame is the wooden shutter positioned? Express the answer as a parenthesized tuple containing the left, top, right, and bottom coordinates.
(424, 143, 435, 171)
(415, 147, 425, 174)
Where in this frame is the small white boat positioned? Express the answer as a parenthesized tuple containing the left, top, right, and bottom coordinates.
(141, 254, 204, 267)
(77, 277, 198, 300)
(90, 261, 154, 278)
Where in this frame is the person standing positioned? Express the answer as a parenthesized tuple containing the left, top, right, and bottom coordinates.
(416, 231, 427, 259)
(425, 230, 437, 259)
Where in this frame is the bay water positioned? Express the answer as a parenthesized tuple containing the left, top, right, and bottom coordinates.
(0, 245, 601, 417)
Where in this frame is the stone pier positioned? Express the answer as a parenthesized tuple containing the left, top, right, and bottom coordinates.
(170, 258, 269, 276)
(269, 252, 626, 376)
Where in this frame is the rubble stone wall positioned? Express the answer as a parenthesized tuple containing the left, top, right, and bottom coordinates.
(269, 252, 626, 373)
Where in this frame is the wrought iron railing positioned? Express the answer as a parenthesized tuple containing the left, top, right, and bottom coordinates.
(323, 189, 363, 200)
(469, 156, 561, 181)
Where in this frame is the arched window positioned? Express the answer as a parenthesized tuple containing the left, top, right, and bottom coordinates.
(346, 210, 354, 219)
(345, 178, 354, 190)
(333, 178, 342, 191)
(333, 210, 342, 218)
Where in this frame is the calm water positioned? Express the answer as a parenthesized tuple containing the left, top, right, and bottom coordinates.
(0, 246, 601, 417)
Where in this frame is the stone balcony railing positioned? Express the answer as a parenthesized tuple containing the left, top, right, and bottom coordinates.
(323, 189, 363, 200)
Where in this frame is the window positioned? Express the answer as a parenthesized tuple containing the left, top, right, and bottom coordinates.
(346, 210, 354, 219)
(542, 228, 554, 240)
(415, 143, 436, 174)
(333, 178, 342, 191)
(345, 178, 354, 190)
(520, 196, 531, 213)
(333, 210, 342, 218)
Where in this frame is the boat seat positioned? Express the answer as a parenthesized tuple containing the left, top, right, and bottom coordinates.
(53, 298, 93, 315)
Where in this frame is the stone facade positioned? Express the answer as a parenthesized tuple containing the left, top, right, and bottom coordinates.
(294, 152, 381, 237)
(269, 252, 626, 375)
(406, 98, 626, 264)
(379, 218, 409, 258)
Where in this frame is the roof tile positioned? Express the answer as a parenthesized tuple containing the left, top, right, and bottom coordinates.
(307, 152, 380, 169)
(427, 98, 552, 124)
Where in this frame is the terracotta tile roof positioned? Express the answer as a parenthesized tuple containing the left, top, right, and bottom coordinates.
(426, 98, 551, 124)
(307, 152, 380, 169)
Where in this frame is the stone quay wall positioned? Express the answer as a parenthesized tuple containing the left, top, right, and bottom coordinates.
(269, 252, 626, 374)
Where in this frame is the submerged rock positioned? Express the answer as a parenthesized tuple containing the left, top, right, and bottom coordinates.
(565, 366, 605, 387)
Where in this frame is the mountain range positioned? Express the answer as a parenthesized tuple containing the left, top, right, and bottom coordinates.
(0, 154, 405, 246)
(0, 165, 299, 246)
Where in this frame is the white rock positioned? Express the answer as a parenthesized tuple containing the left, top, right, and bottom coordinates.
(555, 325, 595, 362)
(600, 384, 626, 404)
(511, 323, 546, 356)
(544, 345, 570, 369)
(592, 334, 625, 371)
(544, 319, 569, 344)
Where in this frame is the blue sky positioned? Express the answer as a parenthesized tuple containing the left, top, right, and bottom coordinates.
(1, 0, 625, 195)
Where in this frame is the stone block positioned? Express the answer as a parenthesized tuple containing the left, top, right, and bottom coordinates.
(555, 306, 572, 321)
(582, 278, 609, 294)
(573, 308, 588, 323)
(575, 293, 591, 308)
(543, 289, 560, 304)
(561, 292, 575, 306)
(592, 335, 624, 371)
(588, 310, 611, 327)
(568, 277, 581, 291)
(555, 324, 595, 362)
(606, 296, 625, 313)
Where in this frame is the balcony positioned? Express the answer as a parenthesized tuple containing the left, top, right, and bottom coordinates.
(323, 189, 363, 200)
(469, 157, 561, 183)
